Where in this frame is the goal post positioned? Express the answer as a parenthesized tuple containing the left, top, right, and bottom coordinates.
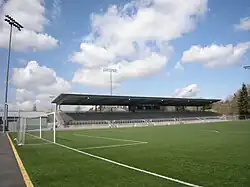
(16, 117, 26, 146)
(16, 112, 56, 145)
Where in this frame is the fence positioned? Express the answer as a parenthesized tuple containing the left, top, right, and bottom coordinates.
(5, 114, 250, 132)
(1, 111, 48, 132)
(59, 115, 250, 130)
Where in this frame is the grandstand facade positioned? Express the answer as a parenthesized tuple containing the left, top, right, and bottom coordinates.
(1, 94, 224, 131)
(51, 94, 223, 128)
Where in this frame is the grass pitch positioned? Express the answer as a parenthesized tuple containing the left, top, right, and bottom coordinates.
(10, 120, 250, 187)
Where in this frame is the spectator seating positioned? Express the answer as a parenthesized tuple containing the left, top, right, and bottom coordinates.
(59, 111, 221, 126)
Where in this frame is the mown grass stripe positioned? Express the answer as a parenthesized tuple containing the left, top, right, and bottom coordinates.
(27, 133, 202, 187)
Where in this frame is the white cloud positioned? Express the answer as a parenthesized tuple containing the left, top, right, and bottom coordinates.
(73, 68, 118, 89)
(16, 100, 36, 111)
(174, 61, 184, 71)
(181, 42, 250, 68)
(173, 84, 200, 98)
(235, 17, 250, 31)
(16, 88, 35, 102)
(0, 0, 58, 51)
(12, 61, 57, 89)
(11, 60, 71, 110)
(51, 0, 61, 21)
(71, 0, 208, 88)
(0, 102, 24, 111)
(90, 0, 207, 43)
(73, 53, 168, 88)
(71, 43, 116, 68)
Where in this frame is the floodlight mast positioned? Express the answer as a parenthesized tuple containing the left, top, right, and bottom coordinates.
(3, 15, 23, 133)
(103, 68, 117, 95)
(49, 96, 56, 112)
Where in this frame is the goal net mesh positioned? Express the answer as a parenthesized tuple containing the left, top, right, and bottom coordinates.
(16, 112, 56, 145)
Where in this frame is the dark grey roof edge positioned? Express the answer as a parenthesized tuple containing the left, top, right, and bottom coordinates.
(52, 93, 221, 105)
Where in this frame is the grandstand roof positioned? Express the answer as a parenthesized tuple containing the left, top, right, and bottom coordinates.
(52, 94, 220, 106)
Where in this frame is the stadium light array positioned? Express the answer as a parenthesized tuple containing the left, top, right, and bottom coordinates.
(3, 15, 23, 133)
(103, 68, 118, 96)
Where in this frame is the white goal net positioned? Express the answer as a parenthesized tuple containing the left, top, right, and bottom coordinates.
(16, 112, 56, 145)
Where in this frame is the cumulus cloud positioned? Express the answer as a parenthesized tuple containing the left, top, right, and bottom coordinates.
(235, 17, 250, 31)
(71, 0, 208, 88)
(72, 53, 168, 88)
(12, 61, 57, 89)
(180, 42, 250, 68)
(173, 84, 200, 98)
(0, 0, 58, 51)
(0, 102, 23, 111)
(11, 61, 71, 110)
(16, 88, 35, 102)
(72, 43, 116, 68)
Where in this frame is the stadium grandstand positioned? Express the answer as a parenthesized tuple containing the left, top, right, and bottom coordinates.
(50, 93, 224, 129)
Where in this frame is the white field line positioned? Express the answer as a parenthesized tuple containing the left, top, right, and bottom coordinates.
(78, 142, 148, 150)
(227, 131, 250, 134)
(201, 130, 250, 134)
(201, 130, 220, 133)
(26, 133, 202, 187)
(73, 133, 148, 143)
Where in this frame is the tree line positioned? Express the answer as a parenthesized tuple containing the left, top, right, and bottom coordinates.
(212, 83, 250, 117)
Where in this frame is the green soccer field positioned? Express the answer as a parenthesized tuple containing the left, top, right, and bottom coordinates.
(10, 120, 250, 187)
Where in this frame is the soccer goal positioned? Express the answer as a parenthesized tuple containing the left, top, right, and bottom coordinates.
(16, 112, 56, 146)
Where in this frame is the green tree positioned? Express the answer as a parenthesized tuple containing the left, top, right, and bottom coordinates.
(229, 94, 238, 115)
(238, 83, 249, 119)
(247, 84, 250, 112)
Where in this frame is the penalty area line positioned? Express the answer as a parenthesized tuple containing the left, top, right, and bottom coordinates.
(78, 142, 148, 150)
(27, 133, 202, 187)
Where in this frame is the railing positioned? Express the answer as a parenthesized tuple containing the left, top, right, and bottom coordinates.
(6, 114, 250, 132)
(56, 115, 250, 130)
(56, 112, 65, 126)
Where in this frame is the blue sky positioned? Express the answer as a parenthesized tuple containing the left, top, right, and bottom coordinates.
(0, 0, 249, 110)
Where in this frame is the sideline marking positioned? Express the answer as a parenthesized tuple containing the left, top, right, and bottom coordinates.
(78, 142, 147, 150)
(27, 133, 202, 187)
(73, 133, 147, 143)
(227, 131, 250, 134)
(7, 133, 34, 187)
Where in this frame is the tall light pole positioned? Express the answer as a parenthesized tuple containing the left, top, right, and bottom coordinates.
(3, 15, 23, 133)
(103, 68, 117, 95)
(49, 96, 56, 112)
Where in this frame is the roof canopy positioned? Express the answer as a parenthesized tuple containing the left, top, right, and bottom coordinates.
(52, 94, 220, 106)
